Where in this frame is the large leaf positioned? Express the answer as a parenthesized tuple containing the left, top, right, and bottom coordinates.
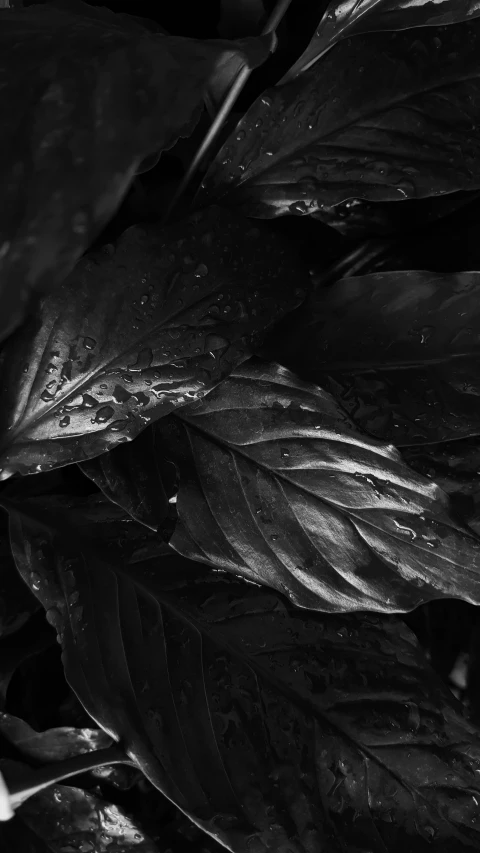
(197, 20, 480, 219)
(0, 205, 306, 479)
(0, 712, 112, 762)
(0, 769, 160, 853)
(262, 269, 480, 446)
(8, 517, 480, 852)
(0, 535, 39, 638)
(0, 4, 272, 343)
(282, 0, 480, 82)
(156, 358, 480, 612)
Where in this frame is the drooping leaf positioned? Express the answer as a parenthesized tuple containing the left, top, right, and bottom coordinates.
(262, 270, 480, 446)
(282, 0, 480, 82)
(0, 206, 307, 479)
(0, 5, 273, 343)
(0, 767, 160, 852)
(155, 358, 480, 612)
(0, 712, 112, 763)
(8, 519, 480, 852)
(79, 428, 171, 531)
(198, 21, 480, 219)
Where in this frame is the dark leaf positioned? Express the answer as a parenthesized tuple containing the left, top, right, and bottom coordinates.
(282, 0, 480, 82)
(0, 712, 112, 763)
(198, 22, 480, 218)
(0, 538, 39, 639)
(0, 5, 270, 343)
(263, 269, 480, 446)
(9, 525, 480, 852)
(0, 767, 160, 852)
(0, 205, 306, 479)
(157, 358, 480, 612)
(0, 614, 55, 710)
(79, 428, 170, 531)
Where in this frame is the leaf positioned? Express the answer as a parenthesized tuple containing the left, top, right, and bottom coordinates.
(0, 614, 56, 709)
(263, 269, 480, 446)
(198, 21, 480, 219)
(282, 0, 480, 82)
(0, 205, 306, 479)
(154, 357, 480, 613)
(0, 769, 160, 852)
(79, 428, 171, 531)
(0, 538, 39, 638)
(0, 5, 271, 343)
(8, 521, 480, 852)
(0, 712, 113, 762)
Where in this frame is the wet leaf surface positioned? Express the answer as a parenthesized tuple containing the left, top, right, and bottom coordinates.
(0, 206, 307, 479)
(283, 0, 480, 81)
(151, 358, 480, 612)
(262, 270, 480, 446)
(0, 5, 253, 343)
(7, 522, 480, 852)
(0, 766, 160, 852)
(198, 21, 480, 218)
(0, 712, 112, 762)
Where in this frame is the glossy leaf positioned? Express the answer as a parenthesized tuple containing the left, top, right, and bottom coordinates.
(0, 539, 39, 639)
(0, 769, 160, 852)
(0, 205, 307, 479)
(8, 520, 480, 852)
(282, 0, 480, 82)
(155, 358, 480, 612)
(198, 21, 480, 218)
(264, 270, 480, 446)
(0, 712, 112, 762)
(0, 6, 266, 344)
(79, 428, 170, 531)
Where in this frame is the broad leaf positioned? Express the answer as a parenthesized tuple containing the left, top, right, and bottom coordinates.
(0, 5, 272, 343)
(262, 270, 480, 446)
(157, 358, 480, 612)
(198, 21, 480, 218)
(0, 713, 112, 762)
(0, 537, 39, 638)
(282, 0, 480, 82)
(0, 768, 160, 852)
(0, 206, 306, 479)
(0, 614, 56, 709)
(8, 521, 480, 852)
(79, 428, 171, 531)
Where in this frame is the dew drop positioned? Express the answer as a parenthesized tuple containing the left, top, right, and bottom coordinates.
(83, 336, 96, 350)
(236, 130, 246, 140)
(280, 448, 290, 458)
(59, 416, 70, 428)
(139, 294, 149, 305)
(194, 263, 208, 277)
(109, 420, 129, 432)
(92, 405, 114, 424)
(255, 119, 263, 128)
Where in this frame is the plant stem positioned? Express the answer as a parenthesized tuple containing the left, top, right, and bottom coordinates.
(162, 0, 294, 224)
(2, 744, 129, 813)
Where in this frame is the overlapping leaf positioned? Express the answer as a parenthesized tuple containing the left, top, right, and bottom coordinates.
(282, 0, 480, 82)
(0, 4, 273, 342)
(263, 269, 480, 446)
(79, 428, 171, 531)
(8, 513, 480, 852)
(153, 358, 480, 612)
(0, 713, 112, 763)
(198, 21, 480, 219)
(0, 205, 307, 479)
(0, 769, 159, 853)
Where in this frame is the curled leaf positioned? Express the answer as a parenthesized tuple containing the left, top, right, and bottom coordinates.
(0, 206, 306, 478)
(282, 0, 480, 82)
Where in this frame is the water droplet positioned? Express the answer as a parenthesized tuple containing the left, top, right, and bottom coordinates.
(92, 405, 114, 424)
(255, 118, 263, 128)
(30, 572, 41, 591)
(46, 380, 56, 390)
(46, 607, 63, 628)
(45, 363, 57, 374)
(82, 394, 98, 408)
(433, 36, 441, 48)
(270, 534, 278, 541)
(289, 200, 309, 215)
(54, 790, 62, 803)
(236, 130, 246, 140)
(194, 263, 208, 277)
(280, 448, 290, 458)
(83, 336, 96, 350)
(139, 294, 149, 305)
(59, 416, 70, 428)
(393, 519, 417, 540)
(109, 420, 129, 432)
(261, 96, 273, 107)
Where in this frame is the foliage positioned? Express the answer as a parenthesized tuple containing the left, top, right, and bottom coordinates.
(2, 1, 480, 851)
